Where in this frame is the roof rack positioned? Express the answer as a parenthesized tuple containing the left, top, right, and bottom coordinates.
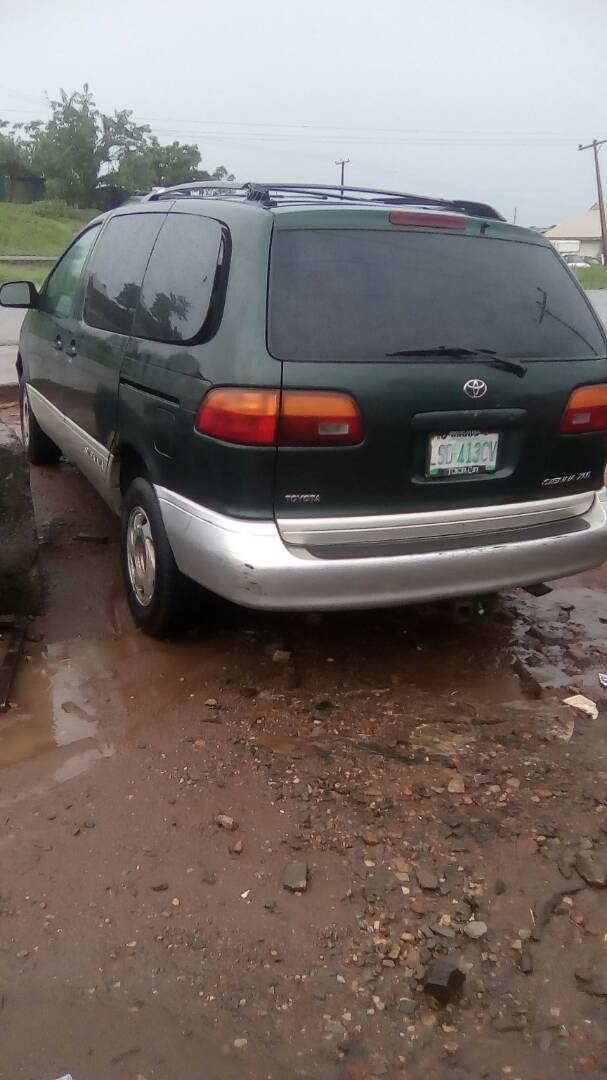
(146, 181, 505, 221)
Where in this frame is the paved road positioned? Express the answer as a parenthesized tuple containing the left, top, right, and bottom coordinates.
(0, 308, 24, 386)
(2, 291, 607, 388)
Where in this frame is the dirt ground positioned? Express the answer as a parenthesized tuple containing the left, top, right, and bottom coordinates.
(2, 396, 607, 1080)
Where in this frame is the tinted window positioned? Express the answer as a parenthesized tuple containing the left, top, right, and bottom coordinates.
(268, 229, 606, 360)
(41, 226, 101, 319)
(133, 214, 224, 343)
(84, 214, 164, 335)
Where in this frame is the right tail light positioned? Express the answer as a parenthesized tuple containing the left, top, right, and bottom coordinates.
(561, 384, 607, 433)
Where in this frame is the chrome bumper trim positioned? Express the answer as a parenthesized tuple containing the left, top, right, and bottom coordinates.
(277, 491, 596, 547)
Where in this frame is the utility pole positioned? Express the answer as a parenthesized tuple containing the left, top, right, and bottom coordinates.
(335, 158, 350, 195)
(578, 138, 607, 267)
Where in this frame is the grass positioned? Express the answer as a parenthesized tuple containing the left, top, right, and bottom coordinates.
(0, 202, 96, 257)
(0, 262, 51, 288)
(573, 265, 607, 289)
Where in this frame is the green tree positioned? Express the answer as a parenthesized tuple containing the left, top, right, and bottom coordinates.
(114, 137, 233, 192)
(1, 86, 233, 205)
(0, 121, 32, 177)
(25, 85, 150, 205)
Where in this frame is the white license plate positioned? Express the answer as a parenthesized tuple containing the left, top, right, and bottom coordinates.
(427, 430, 500, 478)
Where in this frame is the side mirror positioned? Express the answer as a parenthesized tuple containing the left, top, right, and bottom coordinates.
(0, 280, 38, 309)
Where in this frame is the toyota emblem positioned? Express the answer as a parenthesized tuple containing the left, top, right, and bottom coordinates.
(463, 378, 488, 399)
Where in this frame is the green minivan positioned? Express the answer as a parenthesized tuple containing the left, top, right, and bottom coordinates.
(2, 182, 607, 635)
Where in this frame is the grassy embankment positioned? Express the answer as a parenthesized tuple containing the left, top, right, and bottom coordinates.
(573, 265, 607, 290)
(0, 201, 96, 286)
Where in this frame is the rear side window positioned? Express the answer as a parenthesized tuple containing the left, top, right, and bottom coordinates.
(268, 229, 606, 360)
(83, 214, 164, 335)
(133, 213, 226, 344)
(41, 225, 101, 319)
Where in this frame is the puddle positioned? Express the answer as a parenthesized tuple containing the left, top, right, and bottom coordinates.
(0, 641, 115, 772)
(52, 746, 113, 783)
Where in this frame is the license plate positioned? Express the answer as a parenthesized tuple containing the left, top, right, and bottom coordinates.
(427, 430, 499, 478)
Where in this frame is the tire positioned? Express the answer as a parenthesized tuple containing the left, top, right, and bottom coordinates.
(20, 381, 61, 465)
(121, 477, 185, 636)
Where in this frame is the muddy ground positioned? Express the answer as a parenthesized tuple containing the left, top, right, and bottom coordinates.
(1, 395, 607, 1080)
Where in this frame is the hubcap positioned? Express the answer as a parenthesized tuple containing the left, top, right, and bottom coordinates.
(126, 506, 156, 607)
(22, 391, 30, 449)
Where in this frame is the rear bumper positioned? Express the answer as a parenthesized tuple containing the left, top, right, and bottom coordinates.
(156, 486, 607, 611)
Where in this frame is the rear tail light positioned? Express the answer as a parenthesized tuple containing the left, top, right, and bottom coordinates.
(389, 210, 466, 230)
(279, 391, 363, 446)
(561, 384, 607, 433)
(195, 388, 363, 446)
(195, 388, 279, 445)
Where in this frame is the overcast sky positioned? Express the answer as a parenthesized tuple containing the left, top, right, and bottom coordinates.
(1, 0, 606, 225)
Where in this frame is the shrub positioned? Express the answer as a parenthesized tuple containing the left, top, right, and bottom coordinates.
(30, 199, 88, 221)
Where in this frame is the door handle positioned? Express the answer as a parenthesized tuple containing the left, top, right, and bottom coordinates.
(66, 341, 78, 358)
(54, 335, 63, 351)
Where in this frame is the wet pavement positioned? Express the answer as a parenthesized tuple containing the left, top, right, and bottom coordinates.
(2, 395, 607, 1078)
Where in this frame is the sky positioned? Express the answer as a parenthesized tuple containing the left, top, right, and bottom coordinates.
(1, 0, 606, 225)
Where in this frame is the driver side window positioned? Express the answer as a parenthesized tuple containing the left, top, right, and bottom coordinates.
(41, 225, 101, 319)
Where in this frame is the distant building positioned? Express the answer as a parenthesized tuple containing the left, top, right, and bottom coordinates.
(545, 204, 604, 260)
(0, 171, 45, 203)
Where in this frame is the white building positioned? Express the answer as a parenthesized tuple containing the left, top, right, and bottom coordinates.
(545, 204, 604, 260)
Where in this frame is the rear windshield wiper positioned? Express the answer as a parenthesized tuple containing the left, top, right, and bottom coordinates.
(385, 345, 527, 378)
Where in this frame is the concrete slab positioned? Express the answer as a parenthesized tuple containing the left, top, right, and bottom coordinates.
(0, 309, 24, 386)
(0, 307, 25, 347)
(0, 345, 18, 387)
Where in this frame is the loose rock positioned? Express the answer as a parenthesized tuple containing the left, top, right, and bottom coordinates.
(416, 864, 439, 891)
(423, 958, 466, 1005)
(361, 828, 383, 846)
(532, 882, 584, 941)
(272, 650, 292, 665)
(464, 920, 488, 939)
(283, 861, 308, 893)
(574, 850, 607, 887)
(214, 814, 238, 831)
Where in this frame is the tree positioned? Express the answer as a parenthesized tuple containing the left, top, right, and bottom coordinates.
(114, 137, 201, 191)
(0, 121, 32, 177)
(113, 138, 234, 192)
(0, 86, 233, 205)
(25, 85, 150, 206)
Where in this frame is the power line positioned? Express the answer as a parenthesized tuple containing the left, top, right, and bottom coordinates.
(578, 138, 607, 267)
(0, 101, 596, 146)
(335, 158, 350, 193)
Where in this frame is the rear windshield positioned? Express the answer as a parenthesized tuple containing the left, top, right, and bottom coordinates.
(268, 229, 606, 361)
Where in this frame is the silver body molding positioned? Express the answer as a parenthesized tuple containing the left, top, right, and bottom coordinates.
(154, 484, 607, 611)
(27, 385, 120, 513)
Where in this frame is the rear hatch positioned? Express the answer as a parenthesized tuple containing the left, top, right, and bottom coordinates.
(269, 208, 607, 546)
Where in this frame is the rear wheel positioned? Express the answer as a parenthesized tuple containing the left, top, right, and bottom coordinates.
(20, 382, 61, 465)
(121, 477, 185, 636)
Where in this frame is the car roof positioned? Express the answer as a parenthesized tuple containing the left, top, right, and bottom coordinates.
(145, 180, 506, 220)
(93, 182, 551, 247)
